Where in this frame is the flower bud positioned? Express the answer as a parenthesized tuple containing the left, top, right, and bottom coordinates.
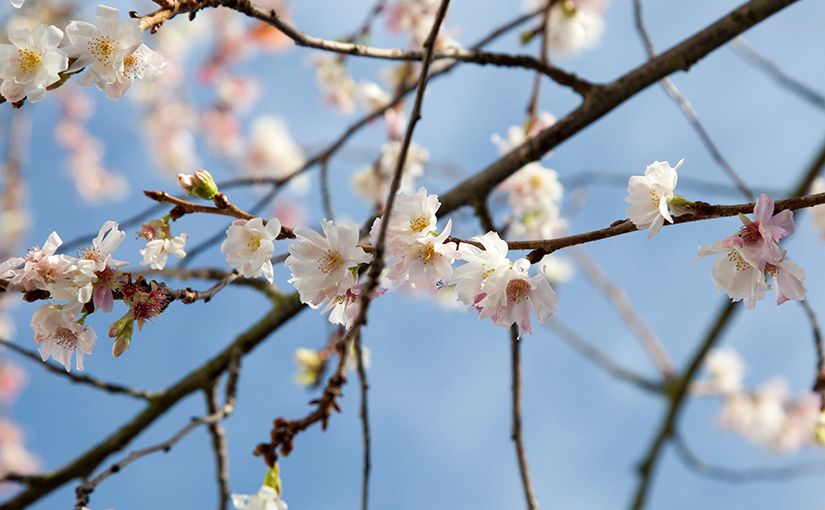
(177, 169, 219, 200)
(108, 315, 135, 358)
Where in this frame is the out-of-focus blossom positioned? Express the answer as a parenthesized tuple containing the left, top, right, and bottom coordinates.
(352, 141, 429, 204)
(246, 116, 308, 194)
(309, 54, 356, 113)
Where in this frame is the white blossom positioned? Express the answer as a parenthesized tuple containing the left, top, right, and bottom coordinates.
(286, 220, 371, 308)
(385, 220, 459, 293)
(31, 303, 96, 372)
(101, 43, 166, 100)
(474, 258, 558, 334)
(231, 485, 287, 510)
(452, 231, 511, 305)
(704, 347, 745, 394)
(140, 234, 188, 270)
(381, 187, 439, 251)
(0, 24, 68, 103)
(625, 159, 682, 238)
(246, 116, 308, 194)
(546, 0, 605, 57)
(221, 218, 281, 283)
(64, 5, 144, 92)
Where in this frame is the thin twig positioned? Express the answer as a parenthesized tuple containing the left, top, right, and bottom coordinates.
(510, 325, 538, 510)
(0, 338, 157, 401)
(438, 0, 800, 216)
(547, 320, 663, 393)
(525, 1, 555, 121)
(570, 248, 674, 377)
(205, 381, 231, 510)
(631, 0, 754, 200)
(731, 37, 825, 112)
(74, 352, 241, 510)
(354, 331, 371, 510)
(320, 158, 335, 220)
(673, 432, 825, 483)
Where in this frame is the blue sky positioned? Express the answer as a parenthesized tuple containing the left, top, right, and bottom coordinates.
(3, 0, 825, 508)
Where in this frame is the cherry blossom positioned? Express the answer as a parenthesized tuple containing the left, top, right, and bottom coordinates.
(0, 24, 68, 103)
(64, 5, 145, 93)
(545, 0, 606, 57)
(452, 231, 511, 306)
(286, 220, 371, 309)
(9, 0, 25, 8)
(352, 141, 429, 204)
(702, 347, 745, 394)
(322, 284, 385, 328)
(698, 194, 805, 309)
(809, 177, 825, 238)
(245, 116, 308, 194)
(0, 420, 38, 479)
(385, 220, 459, 293)
(309, 54, 356, 113)
(380, 187, 439, 250)
(101, 43, 166, 100)
(473, 258, 558, 334)
(221, 217, 281, 284)
(625, 159, 683, 238)
(31, 303, 96, 372)
(140, 233, 188, 270)
(231, 485, 288, 510)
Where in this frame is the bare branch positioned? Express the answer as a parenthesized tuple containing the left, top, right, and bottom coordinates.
(0, 338, 157, 402)
(546, 320, 663, 394)
(354, 332, 371, 510)
(570, 248, 674, 377)
(510, 325, 539, 510)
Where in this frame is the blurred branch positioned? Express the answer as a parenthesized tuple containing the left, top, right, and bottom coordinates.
(631, 0, 754, 200)
(562, 171, 783, 198)
(0, 338, 157, 402)
(510, 325, 539, 510)
(546, 320, 663, 394)
(673, 432, 825, 483)
(570, 248, 674, 377)
(731, 37, 825, 112)
(205, 378, 233, 510)
(629, 135, 825, 510)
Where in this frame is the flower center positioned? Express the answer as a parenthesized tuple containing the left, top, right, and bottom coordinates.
(418, 243, 437, 264)
(738, 222, 761, 243)
(247, 234, 263, 252)
(53, 327, 79, 350)
(528, 175, 544, 189)
(320, 250, 343, 274)
(481, 268, 496, 280)
(88, 35, 117, 65)
(648, 189, 660, 207)
(727, 250, 750, 272)
(122, 52, 144, 79)
(764, 263, 779, 278)
(409, 216, 429, 233)
(17, 49, 42, 74)
(506, 279, 530, 304)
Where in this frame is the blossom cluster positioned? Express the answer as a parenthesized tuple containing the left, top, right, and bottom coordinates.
(0, 218, 187, 371)
(624, 162, 806, 309)
(0, 5, 164, 104)
(698, 348, 822, 452)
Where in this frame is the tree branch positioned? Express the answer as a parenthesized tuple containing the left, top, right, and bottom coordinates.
(510, 325, 539, 510)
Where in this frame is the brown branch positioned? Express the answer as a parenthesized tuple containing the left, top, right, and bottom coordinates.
(74, 351, 241, 510)
(205, 381, 231, 510)
(631, 0, 754, 200)
(0, 338, 157, 402)
(514, 191, 825, 263)
(437, 0, 801, 216)
(570, 248, 674, 377)
(510, 325, 539, 510)
(2, 295, 305, 509)
(525, 0, 555, 122)
(143, 0, 593, 95)
(546, 320, 663, 394)
(354, 331, 371, 510)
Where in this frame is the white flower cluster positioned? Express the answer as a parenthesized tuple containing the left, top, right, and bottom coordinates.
(0, 5, 164, 103)
(249, 187, 561, 334)
(698, 348, 821, 452)
(1, 217, 189, 371)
